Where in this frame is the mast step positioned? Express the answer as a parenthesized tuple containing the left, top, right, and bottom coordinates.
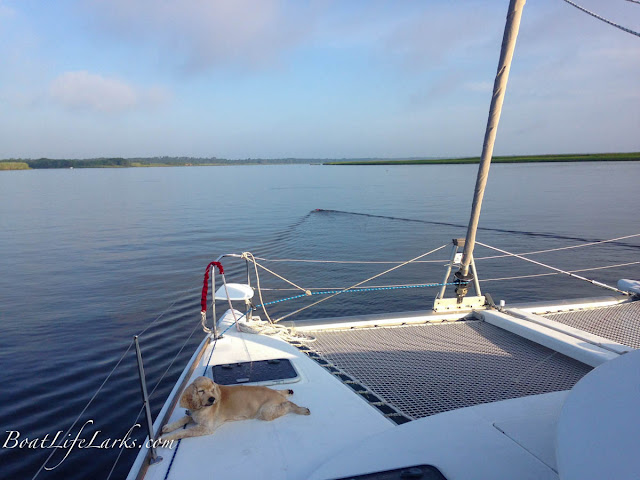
(433, 296, 486, 313)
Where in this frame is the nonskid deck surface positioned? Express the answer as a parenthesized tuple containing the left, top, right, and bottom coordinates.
(302, 321, 592, 420)
(135, 312, 395, 480)
(133, 299, 637, 480)
(542, 301, 640, 349)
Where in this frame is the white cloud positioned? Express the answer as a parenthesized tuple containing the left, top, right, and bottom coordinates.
(464, 81, 493, 93)
(140, 85, 172, 106)
(87, 0, 315, 72)
(0, 3, 15, 20)
(49, 71, 169, 113)
(383, 3, 502, 70)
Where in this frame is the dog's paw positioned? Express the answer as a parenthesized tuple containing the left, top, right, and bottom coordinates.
(158, 434, 176, 444)
(161, 425, 171, 433)
(302, 407, 310, 415)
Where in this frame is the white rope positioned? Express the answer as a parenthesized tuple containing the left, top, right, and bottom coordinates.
(253, 233, 640, 265)
(238, 321, 315, 343)
(562, 0, 640, 37)
(246, 254, 310, 293)
(242, 252, 276, 323)
(476, 241, 631, 295)
(260, 283, 448, 291)
(253, 256, 451, 265)
(43, 285, 203, 478)
(220, 273, 241, 331)
(138, 286, 199, 337)
(105, 404, 146, 480)
(32, 340, 135, 478)
(480, 260, 640, 282)
(274, 244, 449, 323)
(475, 233, 640, 261)
(257, 260, 640, 290)
(148, 319, 205, 399)
(201, 311, 213, 334)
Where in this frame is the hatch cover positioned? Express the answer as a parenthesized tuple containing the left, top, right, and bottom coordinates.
(330, 464, 447, 480)
(211, 358, 300, 386)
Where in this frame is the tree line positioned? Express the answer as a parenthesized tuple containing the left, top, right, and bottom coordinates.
(0, 157, 321, 169)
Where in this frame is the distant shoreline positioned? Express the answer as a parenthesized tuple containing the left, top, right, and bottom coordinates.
(325, 152, 640, 165)
(1, 152, 639, 170)
(0, 158, 313, 170)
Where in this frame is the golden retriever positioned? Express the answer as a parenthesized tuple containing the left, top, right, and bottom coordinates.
(160, 376, 310, 441)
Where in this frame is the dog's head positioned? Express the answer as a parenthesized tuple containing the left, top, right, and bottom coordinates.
(180, 376, 221, 411)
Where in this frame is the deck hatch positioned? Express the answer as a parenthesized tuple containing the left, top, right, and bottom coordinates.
(302, 321, 591, 420)
(330, 464, 447, 480)
(211, 358, 299, 386)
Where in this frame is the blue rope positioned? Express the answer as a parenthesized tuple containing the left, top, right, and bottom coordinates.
(163, 336, 217, 480)
(163, 439, 181, 480)
(219, 312, 248, 336)
(164, 279, 458, 478)
(258, 282, 458, 308)
(203, 337, 218, 374)
(218, 281, 459, 332)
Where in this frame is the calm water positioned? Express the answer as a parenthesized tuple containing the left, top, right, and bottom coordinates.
(1, 163, 639, 479)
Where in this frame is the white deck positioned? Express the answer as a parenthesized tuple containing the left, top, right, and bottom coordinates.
(127, 302, 640, 480)
(132, 310, 394, 480)
(309, 391, 567, 480)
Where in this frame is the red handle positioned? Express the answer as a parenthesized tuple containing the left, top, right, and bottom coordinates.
(201, 261, 224, 312)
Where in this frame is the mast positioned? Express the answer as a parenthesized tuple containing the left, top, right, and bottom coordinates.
(455, 0, 527, 299)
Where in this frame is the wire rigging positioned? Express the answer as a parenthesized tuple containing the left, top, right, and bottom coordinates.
(32, 340, 135, 479)
(252, 233, 640, 265)
(476, 241, 631, 295)
(252, 260, 640, 290)
(273, 244, 449, 323)
(561, 0, 640, 37)
(51, 225, 638, 480)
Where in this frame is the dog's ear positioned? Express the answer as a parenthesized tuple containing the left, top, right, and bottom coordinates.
(179, 383, 200, 410)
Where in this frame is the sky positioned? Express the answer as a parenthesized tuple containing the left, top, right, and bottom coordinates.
(0, 0, 638, 159)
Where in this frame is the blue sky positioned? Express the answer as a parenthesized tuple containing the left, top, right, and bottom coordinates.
(0, 0, 638, 159)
